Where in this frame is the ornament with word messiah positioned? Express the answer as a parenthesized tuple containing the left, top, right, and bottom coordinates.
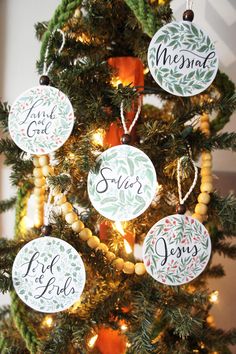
(12, 237, 86, 313)
(8, 86, 74, 155)
(88, 145, 157, 221)
(148, 21, 218, 96)
(143, 214, 211, 285)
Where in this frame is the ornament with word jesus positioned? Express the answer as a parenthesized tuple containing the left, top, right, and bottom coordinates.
(87, 145, 157, 221)
(8, 86, 74, 155)
(148, 21, 218, 96)
(12, 237, 86, 313)
(143, 214, 211, 285)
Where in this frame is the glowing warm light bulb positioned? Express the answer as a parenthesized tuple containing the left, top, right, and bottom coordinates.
(92, 129, 105, 146)
(111, 77, 123, 88)
(22, 216, 34, 229)
(87, 334, 98, 348)
(42, 315, 53, 328)
(209, 290, 219, 304)
(126, 342, 131, 348)
(120, 323, 128, 332)
(143, 67, 150, 75)
(124, 239, 132, 254)
(114, 221, 125, 236)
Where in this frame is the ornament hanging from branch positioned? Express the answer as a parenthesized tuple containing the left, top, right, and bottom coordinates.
(147, 1, 218, 96)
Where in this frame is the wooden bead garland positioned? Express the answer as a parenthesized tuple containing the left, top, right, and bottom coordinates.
(33, 119, 213, 276)
(192, 113, 213, 222)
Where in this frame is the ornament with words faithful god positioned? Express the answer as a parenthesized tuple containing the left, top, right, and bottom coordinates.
(143, 214, 211, 285)
(87, 145, 157, 221)
(12, 237, 85, 313)
(148, 21, 218, 96)
(8, 86, 74, 155)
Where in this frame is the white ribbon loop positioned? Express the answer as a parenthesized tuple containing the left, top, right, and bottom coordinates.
(177, 156, 198, 205)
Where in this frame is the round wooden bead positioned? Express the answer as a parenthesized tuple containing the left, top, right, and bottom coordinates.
(33, 156, 40, 167)
(183, 9, 194, 21)
(33, 167, 43, 178)
(202, 152, 212, 161)
(200, 122, 210, 130)
(34, 177, 46, 187)
(192, 213, 204, 223)
(41, 224, 52, 236)
(56, 193, 67, 206)
(34, 194, 45, 204)
(201, 167, 212, 177)
(198, 192, 211, 205)
(135, 262, 146, 275)
(38, 155, 49, 167)
(201, 159, 212, 168)
(200, 182, 213, 193)
(65, 212, 78, 224)
(200, 114, 209, 122)
(123, 261, 135, 274)
(34, 187, 45, 196)
(106, 251, 116, 262)
(201, 175, 213, 184)
(61, 202, 73, 214)
(176, 204, 186, 215)
(79, 228, 92, 241)
(87, 236, 100, 249)
(96, 243, 108, 253)
(72, 220, 84, 233)
(121, 134, 131, 145)
(39, 75, 50, 86)
(195, 203, 208, 215)
(112, 258, 124, 271)
(202, 129, 210, 136)
(42, 165, 53, 176)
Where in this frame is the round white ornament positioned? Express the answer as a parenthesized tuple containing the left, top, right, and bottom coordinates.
(12, 237, 86, 313)
(143, 214, 211, 285)
(87, 145, 157, 221)
(148, 21, 218, 96)
(9, 86, 74, 155)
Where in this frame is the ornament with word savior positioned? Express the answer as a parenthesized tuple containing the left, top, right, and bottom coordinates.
(148, 21, 218, 96)
(143, 214, 211, 285)
(8, 86, 74, 155)
(12, 237, 86, 313)
(87, 145, 157, 221)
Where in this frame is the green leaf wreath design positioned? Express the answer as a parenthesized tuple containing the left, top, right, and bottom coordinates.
(148, 21, 218, 96)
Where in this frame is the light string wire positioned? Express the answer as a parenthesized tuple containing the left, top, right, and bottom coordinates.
(177, 156, 198, 205)
(120, 98, 142, 134)
(186, 0, 193, 10)
(42, 29, 65, 76)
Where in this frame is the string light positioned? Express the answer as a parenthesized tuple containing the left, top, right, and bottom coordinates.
(143, 67, 150, 75)
(113, 221, 132, 254)
(120, 323, 128, 332)
(21, 216, 34, 229)
(209, 290, 219, 304)
(42, 315, 54, 328)
(92, 129, 105, 146)
(111, 77, 123, 88)
(87, 334, 98, 348)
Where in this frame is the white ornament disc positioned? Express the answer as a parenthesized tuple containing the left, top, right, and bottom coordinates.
(9, 86, 74, 154)
(12, 237, 86, 313)
(87, 145, 157, 221)
(148, 21, 218, 96)
(143, 214, 211, 285)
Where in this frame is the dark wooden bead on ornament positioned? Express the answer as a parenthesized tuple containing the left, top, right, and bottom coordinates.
(183, 9, 194, 22)
(121, 134, 131, 145)
(39, 75, 50, 86)
(41, 224, 52, 236)
(176, 204, 186, 215)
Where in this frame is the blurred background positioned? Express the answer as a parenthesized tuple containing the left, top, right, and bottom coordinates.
(0, 0, 235, 350)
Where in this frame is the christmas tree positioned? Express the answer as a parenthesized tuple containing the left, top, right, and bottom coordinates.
(0, 0, 236, 353)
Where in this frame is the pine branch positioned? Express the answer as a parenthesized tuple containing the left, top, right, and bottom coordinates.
(210, 193, 236, 235)
(0, 197, 17, 214)
(214, 241, 236, 259)
(202, 132, 236, 151)
(206, 264, 225, 278)
(0, 101, 10, 133)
